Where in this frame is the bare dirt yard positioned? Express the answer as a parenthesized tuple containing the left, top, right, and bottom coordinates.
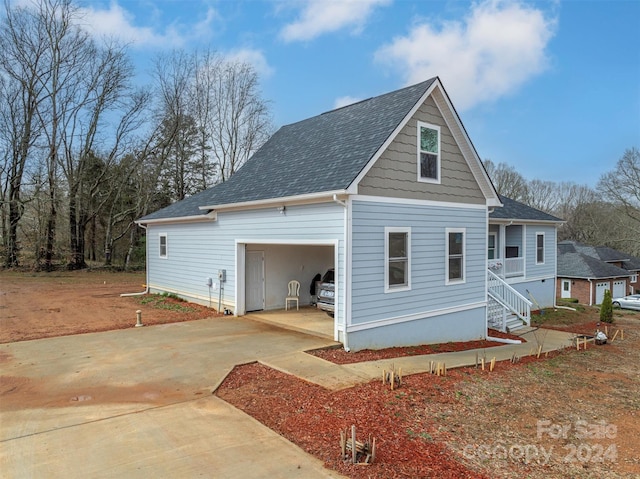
(2, 271, 639, 478)
(0, 270, 215, 343)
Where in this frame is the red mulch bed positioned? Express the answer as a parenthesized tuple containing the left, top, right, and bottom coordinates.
(308, 329, 525, 364)
(216, 361, 489, 479)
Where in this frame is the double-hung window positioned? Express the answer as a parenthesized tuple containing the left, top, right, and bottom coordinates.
(446, 228, 465, 284)
(417, 121, 440, 183)
(159, 233, 168, 259)
(536, 233, 545, 264)
(488, 233, 497, 260)
(385, 227, 411, 292)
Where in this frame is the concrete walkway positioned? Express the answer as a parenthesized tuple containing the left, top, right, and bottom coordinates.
(262, 326, 577, 390)
(0, 317, 576, 478)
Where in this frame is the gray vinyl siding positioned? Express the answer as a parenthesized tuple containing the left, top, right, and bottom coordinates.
(509, 279, 556, 309)
(358, 96, 485, 204)
(146, 202, 345, 314)
(349, 199, 487, 325)
(505, 226, 523, 253)
(524, 225, 557, 279)
(346, 307, 485, 351)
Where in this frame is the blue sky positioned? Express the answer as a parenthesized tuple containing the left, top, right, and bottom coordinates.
(66, 0, 640, 185)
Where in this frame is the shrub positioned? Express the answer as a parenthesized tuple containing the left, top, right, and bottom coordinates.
(600, 289, 614, 323)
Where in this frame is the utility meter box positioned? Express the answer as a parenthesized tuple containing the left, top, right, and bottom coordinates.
(218, 269, 226, 283)
(206, 277, 213, 287)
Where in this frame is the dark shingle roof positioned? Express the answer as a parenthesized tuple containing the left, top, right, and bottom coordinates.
(557, 252, 631, 279)
(141, 78, 437, 221)
(558, 241, 640, 273)
(489, 195, 563, 222)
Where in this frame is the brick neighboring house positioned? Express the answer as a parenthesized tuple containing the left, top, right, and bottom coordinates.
(557, 241, 640, 305)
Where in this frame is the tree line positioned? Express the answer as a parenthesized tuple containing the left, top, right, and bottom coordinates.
(484, 147, 640, 257)
(0, 0, 272, 270)
(2, 1, 638, 271)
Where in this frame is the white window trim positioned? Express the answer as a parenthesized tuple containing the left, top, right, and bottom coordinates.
(536, 232, 545, 265)
(159, 233, 168, 259)
(631, 274, 638, 283)
(446, 227, 466, 285)
(384, 227, 411, 293)
(416, 121, 441, 184)
(488, 232, 497, 260)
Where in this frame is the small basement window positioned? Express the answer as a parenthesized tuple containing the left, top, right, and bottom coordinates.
(417, 121, 441, 183)
(159, 233, 168, 259)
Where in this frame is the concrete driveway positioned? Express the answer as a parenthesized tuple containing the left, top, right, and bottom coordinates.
(0, 317, 345, 478)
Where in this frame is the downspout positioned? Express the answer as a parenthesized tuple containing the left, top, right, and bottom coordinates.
(121, 223, 150, 297)
(333, 194, 347, 208)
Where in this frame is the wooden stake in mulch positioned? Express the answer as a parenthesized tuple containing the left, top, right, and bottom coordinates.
(382, 363, 402, 390)
(340, 426, 376, 465)
(611, 329, 620, 342)
(490, 357, 496, 371)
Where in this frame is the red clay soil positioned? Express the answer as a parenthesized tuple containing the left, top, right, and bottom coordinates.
(0, 271, 217, 343)
(308, 329, 525, 364)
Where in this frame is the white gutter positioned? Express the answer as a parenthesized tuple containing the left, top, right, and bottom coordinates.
(136, 211, 217, 226)
(198, 189, 348, 212)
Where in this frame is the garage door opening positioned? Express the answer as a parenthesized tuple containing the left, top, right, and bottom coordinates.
(236, 241, 339, 340)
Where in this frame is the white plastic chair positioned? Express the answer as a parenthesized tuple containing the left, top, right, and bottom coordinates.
(285, 280, 300, 310)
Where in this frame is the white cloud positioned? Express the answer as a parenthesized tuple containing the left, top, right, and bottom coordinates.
(77, 2, 219, 49)
(79, 2, 183, 48)
(280, 0, 391, 42)
(226, 48, 275, 78)
(375, 0, 557, 110)
(333, 95, 363, 109)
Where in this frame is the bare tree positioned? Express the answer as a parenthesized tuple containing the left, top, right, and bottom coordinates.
(597, 147, 640, 255)
(483, 159, 529, 202)
(210, 61, 272, 182)
(0, 0, 49, 267)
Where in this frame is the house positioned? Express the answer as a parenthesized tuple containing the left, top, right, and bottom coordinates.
(557, 240, 640, 305)
(138, 77, 561, 351)
(487, 196, 563, 330)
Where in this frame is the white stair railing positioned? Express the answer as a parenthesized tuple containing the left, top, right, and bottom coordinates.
(487, 269, 532, 327)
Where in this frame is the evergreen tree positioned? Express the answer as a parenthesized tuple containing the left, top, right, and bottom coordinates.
(600, 289, 613, 323)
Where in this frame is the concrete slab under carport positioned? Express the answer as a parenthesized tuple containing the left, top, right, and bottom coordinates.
(245, 306, 335, 340)
(0, 316, 344, 478)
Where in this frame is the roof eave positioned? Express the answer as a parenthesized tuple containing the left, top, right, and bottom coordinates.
(198, 189, 349, 212)
(489, 218, 565, 225)
(136, 211, 218, 226)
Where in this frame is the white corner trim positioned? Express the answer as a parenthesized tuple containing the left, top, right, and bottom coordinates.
(346, 301, 486, 333)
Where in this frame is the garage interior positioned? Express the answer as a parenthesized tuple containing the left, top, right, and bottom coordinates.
(243, 243, 335, 339)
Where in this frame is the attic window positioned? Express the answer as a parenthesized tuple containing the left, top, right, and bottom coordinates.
(417, 121, 441, 183)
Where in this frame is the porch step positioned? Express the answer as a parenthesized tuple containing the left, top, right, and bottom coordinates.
(505, 315, 526, 333)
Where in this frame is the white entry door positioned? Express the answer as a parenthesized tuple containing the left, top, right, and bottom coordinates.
(595, 282, 608, 305)
(561, 279, 571, 299)
(246, 251, 265, 312)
